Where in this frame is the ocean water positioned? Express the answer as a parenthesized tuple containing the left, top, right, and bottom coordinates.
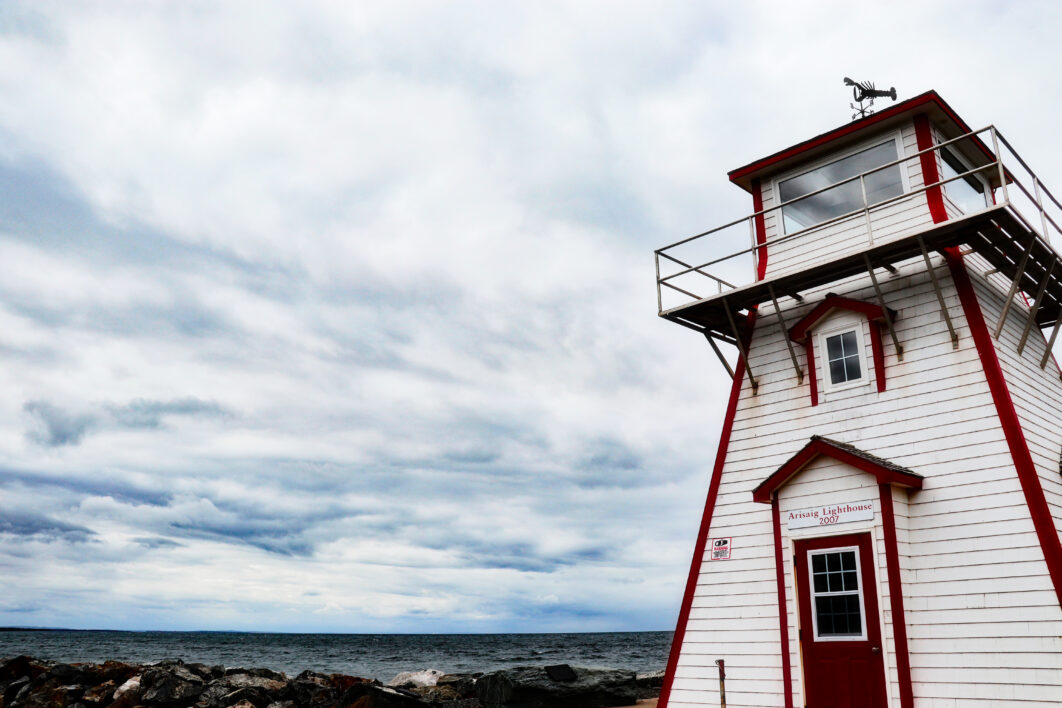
(0, 630, 671, 682)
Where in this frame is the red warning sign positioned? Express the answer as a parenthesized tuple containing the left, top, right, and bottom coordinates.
(708, 537, 732, 561)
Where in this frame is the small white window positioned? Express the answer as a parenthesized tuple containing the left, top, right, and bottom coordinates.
(826, 330, 862, 385)
(817, 321, 870, 394)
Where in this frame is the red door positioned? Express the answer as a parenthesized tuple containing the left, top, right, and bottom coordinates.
(795, 533, 887, 708)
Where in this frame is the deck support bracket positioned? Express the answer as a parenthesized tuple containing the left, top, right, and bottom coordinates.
(768, 285, 803, 383)
(723, 299, 758, 393)
(994, 235, 1036, 340)
(918, 237, 959, 349)
(1018, 261, 1055, 356)
(704, 331, 735, 379)
(1041, 318, 1062, 370)
(864, 255, 904, 362)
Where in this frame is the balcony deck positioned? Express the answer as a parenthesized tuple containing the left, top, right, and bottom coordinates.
(661, 205, 1062, 338)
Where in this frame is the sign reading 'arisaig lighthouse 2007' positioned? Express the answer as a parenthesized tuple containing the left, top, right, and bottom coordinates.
(786, 500, 875, 530)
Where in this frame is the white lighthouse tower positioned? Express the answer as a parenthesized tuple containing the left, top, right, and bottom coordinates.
(654, 91, 1062, 707)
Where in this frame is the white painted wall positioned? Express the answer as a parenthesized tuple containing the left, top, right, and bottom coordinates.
(667, 251, 1062, 707)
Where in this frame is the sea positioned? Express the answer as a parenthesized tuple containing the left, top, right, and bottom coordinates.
(0, 630, 671, 683)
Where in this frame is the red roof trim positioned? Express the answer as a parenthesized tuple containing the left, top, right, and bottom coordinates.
(752, 438, 923, 504)
(728, 91, 980, 188)
(789, 295, 889, 343)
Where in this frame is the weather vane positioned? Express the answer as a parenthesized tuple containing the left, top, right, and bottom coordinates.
(844, 77, 897, 119)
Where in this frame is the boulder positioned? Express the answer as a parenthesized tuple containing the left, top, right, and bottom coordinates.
(0, 657, 53, 683)
(634, 671, 664, 699)
(434, 675, 478, 700)
(337, 683, 425, 708)
(139, 665, 205, 707)
(193, 674, 288, 708)
(475, 666, 638, 708)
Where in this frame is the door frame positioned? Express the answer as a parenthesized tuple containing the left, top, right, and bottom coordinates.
(791, 527, 890, 708)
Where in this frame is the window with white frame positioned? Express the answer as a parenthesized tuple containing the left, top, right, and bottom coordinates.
(817, 320, 870, 392)
(826, 330, 862, 385)
(808, 547, 867, 640)
(778, 137, 905, 234)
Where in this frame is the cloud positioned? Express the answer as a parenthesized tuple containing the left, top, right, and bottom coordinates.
(107, 398, 232, 430)
(0, 509, 95, 543)
(23, 400, 97, 447)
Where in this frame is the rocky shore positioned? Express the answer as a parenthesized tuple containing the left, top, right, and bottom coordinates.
(0, 656, 663, 708)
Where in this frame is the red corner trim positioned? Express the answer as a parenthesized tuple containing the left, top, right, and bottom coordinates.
(871, 323, 886, 393)
(789, 295, 889, 343)
(752, 438, 923, 504)
(657, 311, 756, 708)
(913, 113, 948, 224)
(771, 495, 795, 708)
(753, 178, 768, 281)
(807, 338, 818, 406)
(944, 248, 1062, 608)
(878, 484, 914, 708)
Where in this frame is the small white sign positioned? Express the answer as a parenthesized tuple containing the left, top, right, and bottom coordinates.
(708, 537, 732, 560)
(786, 500, 875, 530)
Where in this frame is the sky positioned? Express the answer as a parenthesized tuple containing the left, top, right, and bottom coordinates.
(2, 1, 1062, 634)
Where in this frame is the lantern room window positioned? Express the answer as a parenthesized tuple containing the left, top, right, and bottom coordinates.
(940, 146, 988, 214)
(778, 138, 905, 234)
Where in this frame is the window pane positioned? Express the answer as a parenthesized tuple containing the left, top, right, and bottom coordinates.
(814, 574, 828, 593)
(779, 141, 902, 233)
(812, 554, 826, 573)
(844, 354, 862, 381)
(839, 330, 858, 353)
(843, 571, 858, 592)
(827, 554, 841, 572)
(941, 147, 987, 215)
(826, 334, 844, 360)
(830, 359, 847, 384)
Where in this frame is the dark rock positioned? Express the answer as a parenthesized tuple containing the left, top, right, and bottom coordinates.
(408, 685, 459, 702)
(326, 676, 369, 695)
(194, 674, 288, 708)
(222, 670, 286, 683)
(634, 671, 663, 699)
(475, 666, 638, 708)
(0, 657, 53, 683)
(81, 680, 116, 706)
(3, 676, 31, 706)
(264, 702, 296, 708)
(139, 666, 205, 707)
(337, 683, 425, 708)
(434, 675, 477, 700)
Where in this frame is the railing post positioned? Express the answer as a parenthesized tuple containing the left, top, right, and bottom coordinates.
(1034, 176, 1051, 245)
(991, 127, 1009, 206)
(655, 252, 663, 314)
(860, 173, 874, 246)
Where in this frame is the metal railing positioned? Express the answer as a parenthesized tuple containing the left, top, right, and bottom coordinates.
(655, 125, 1062, 315)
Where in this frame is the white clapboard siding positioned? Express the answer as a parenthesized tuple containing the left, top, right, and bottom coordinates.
(667, 244, 1062, 708)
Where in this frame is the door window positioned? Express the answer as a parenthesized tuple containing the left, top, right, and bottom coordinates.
(809, 548, 866, 639)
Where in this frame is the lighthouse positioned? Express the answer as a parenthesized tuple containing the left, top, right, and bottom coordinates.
(654, 91, 1062, 707)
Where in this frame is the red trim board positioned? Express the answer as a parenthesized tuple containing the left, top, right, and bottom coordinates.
(944, 248, 1062, 608)
(913, 113, 948, 224)
(871, 323, 886, 394)
(788, 295, 889, 343)
(771, 495, 795, 708)
(807, 338, 818, 407)
(752, 437, 923, 504)
(878, 484, 914, 708)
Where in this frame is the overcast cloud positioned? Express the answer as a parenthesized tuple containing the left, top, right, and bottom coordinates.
(2, 1, 1062, 632)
